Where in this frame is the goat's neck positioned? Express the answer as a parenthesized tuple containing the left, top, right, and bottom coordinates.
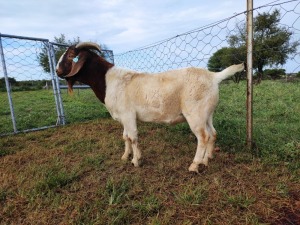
(78, 58, 113, 104)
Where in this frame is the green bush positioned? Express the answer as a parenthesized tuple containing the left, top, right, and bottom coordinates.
(263, 68, 286, 79)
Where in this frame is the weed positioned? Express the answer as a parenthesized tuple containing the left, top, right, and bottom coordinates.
(174, 185, 208, 205)
(0, 149, 14, 157)
(105, 178, 130, 205)
(223, 192, 256, 210)
(81, 154, 106, 169)
(0, 138, 18, 156)
(0, 189, 8, 202)
(133, 194, 161, 217)
(107, 207, 131, 225)
(276, 183, 289, 197)
(63, 139, 98, 154)
(34, 164, 79, 195)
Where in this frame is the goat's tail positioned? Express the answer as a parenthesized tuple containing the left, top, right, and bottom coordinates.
(214, 63, 245, 83)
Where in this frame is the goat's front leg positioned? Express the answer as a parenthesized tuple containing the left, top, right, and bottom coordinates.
(122, 119, 142, 167)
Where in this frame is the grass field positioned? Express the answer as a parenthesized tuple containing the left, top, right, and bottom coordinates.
(0, 80, 299, 224)
(0, 89, 109, 134)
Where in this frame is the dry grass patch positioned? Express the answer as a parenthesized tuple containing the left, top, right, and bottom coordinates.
(0, 118, 299, 224)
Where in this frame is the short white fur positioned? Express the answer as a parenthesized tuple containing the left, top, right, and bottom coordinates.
(104, 64, 244, 172)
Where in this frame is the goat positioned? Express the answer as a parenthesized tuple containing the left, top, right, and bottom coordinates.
(56, 42, 244, 173)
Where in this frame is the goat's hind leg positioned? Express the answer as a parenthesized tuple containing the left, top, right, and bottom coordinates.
(188, 128, 210, 173)
(131, 138, 142, 167)
(185, 117, 210, 173)
(189, 124, 216, 173)
(206, 115, 217, 160)
(121, 130, 133, 161)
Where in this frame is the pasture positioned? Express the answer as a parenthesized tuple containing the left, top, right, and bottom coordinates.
(0, 89, 110, 134)
(0, 80, 299, 224)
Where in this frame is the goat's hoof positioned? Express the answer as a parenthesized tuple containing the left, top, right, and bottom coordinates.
(202, 159, 209, 167)
(214, 146, 220, 152)
(131, 158, 142, 167)
(188, 163, 199, 173)
(121, 154, 129, 161)
(208, 152, 214, 159)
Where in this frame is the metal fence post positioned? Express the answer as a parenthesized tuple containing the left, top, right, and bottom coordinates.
(0, 34, 18, 133)
(49, 43, 66, 125)
(45, 41, 65, 126)
(246, 0, 254, 150)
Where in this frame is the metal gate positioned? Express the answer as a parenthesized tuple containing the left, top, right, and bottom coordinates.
(0, 33, 114, 136)
(0, 34, 65, 135)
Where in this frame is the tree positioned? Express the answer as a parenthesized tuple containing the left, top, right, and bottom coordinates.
(208, 9, 299, 83)
(263, 68, 285, 79)
(38, 34, 81, 73)
(0, 77, 17, 89)
(207, 47, 246, 83)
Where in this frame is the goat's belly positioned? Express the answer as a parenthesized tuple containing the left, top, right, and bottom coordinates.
(136, 108, 186, 124)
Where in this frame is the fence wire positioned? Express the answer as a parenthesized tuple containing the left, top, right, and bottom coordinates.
(0, 35, 57, 135)
(0, 37, 51, 81)
(0, 35, 114, 135)
(115, 0, 300, 76)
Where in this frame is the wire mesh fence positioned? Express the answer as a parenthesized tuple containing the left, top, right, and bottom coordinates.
(0, 35, 58, 135)
(0, 34, 114, 135)
(115, 0, 300, 78)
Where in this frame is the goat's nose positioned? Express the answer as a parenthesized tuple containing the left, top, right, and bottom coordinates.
(56, 69, 61, 76)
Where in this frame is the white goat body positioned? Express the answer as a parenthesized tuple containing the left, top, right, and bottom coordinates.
(104, 64, 244, 172)
(55, 42, 244, 172)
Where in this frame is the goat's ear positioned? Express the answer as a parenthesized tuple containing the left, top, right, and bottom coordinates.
(65, 51, 88, 77)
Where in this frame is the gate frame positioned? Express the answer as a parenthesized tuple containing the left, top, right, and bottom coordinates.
(0, 33, 65, 135)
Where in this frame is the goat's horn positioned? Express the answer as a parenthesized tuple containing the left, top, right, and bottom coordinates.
(75, 42, 101, 52)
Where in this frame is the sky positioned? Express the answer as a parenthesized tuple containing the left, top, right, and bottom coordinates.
(0, 0, 278, 54)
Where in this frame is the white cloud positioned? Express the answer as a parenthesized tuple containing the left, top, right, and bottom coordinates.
(0, 0, 285, 53)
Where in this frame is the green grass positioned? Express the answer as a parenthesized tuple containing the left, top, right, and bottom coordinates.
(216, 80, 300, 163)
(174, 184, 208, 205)
(0, 89, 109, 134)
(34, 163, 79, 195)
(0, 80, 299, 224)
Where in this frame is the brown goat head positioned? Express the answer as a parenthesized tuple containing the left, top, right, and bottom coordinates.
(56, 42, 101, 78)
(55, 42, 113, 102)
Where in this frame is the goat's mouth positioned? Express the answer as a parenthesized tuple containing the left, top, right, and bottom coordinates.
(55, 70, 64, 77)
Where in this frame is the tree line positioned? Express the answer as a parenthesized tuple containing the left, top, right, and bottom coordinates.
(0, 77, 52, 92)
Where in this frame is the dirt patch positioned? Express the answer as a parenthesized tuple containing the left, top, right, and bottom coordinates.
(271, 189, 300, 225)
